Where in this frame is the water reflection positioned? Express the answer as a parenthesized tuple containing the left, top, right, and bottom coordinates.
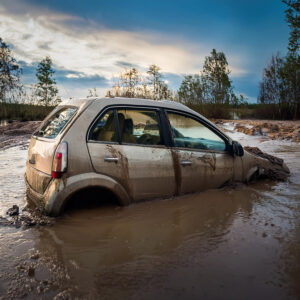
(31, 185, 263, 298)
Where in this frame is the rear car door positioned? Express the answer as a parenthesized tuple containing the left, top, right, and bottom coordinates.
(87, 107, 176, 202)
(165, 111, 234, 194)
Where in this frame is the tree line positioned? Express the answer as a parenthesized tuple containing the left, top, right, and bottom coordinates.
(258, 0, 299, 119)
(106, 49, 245, 108)
(106, 64, 172, 100)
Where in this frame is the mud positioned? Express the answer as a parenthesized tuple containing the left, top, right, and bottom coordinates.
(197, 153, 216, 171)
(0, 121, 41, 149)
(171, 150, 181, 195)
(0, 122, 300, 299)
(245, 146, 290, 181)
(0, 205, 55, 229)
(217, 119, 300, 142)
(106, 144, 131, 197)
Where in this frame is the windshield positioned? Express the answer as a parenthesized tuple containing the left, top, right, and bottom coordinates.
(34, 106, 77, 139)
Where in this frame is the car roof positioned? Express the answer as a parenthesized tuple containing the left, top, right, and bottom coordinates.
(59, 97, 96, 107)
(60, 96, 193, 112)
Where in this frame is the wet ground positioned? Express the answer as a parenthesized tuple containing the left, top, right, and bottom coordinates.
(0, 123, 299, 299)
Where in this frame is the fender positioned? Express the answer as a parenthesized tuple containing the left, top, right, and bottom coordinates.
(44, 172, 131, 216)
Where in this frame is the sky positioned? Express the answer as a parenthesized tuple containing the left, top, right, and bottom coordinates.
(0, 0, 290, 102)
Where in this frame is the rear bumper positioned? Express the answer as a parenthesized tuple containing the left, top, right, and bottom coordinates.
(25, 175, 48, 211)
(25, 174, 63, 216)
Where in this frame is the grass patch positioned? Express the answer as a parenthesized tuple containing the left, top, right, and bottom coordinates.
(0, 103, 54, 121)
(185, 103, 300, 120)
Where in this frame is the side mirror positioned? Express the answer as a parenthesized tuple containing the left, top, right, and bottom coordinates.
(231, 140, 244, 157)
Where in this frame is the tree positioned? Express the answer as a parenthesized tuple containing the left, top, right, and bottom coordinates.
(259, 54, 285, 104)
(0, 37, 22, 104)
(258, 2, 299, 119)
(177, 49, 235, 107)
(105, 68, 140, 98)
(106, 65, 172, 100)
(201, 49, 233, 104)
(147, 64, 162, 100)
(178, 74, 203, 104)
(87, 88, 98, 98)
(36, 56, 59, 106)
(146, 64, 172, 100)
(136, 76, 151, 99)
(283, 0, 300, 53)
(120, 68, 140, 97)
(158, 81, 172, 100)
(258, 54, 297, 119)
(283, 0, 300, 119)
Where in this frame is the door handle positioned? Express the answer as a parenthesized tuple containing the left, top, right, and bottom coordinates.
(180, 160, 192, 166)
(104, 157, 119, 163)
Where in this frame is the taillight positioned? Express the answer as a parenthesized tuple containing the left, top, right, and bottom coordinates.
(52, 142, 68, 178)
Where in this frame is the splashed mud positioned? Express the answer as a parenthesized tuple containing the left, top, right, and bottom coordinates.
(244, 146, 290, 181)
(0, 121, 299, 299)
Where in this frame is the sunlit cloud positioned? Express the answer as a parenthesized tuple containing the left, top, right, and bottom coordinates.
(65, 74, 84, 79)
(0, 1, 247, 98)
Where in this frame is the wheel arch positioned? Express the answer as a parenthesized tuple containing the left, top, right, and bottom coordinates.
(45, 172, 131, 216)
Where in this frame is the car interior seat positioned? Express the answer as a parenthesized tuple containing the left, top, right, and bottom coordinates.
(96, 113, 124, 142)
(122, 118, 137, 143)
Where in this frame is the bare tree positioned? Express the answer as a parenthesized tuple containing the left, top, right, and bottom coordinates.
(147, 64, 162, 100)
(87, 88, 98, 98)
(120, 68, 140, 97)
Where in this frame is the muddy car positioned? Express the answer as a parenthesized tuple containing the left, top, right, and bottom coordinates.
(25, 97, 289, 216)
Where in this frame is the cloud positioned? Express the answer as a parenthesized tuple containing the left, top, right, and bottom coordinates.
(0, 2, 246, 76)
(0, 1, 250, 99)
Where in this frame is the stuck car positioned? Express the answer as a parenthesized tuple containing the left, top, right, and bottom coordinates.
(25, 97, 289, 216)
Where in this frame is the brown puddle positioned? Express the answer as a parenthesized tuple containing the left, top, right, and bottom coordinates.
(0, 130, 300, 299)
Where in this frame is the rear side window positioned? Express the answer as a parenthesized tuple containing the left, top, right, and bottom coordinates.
(34, 107, 77, 139)
(89, 110, 117, 142)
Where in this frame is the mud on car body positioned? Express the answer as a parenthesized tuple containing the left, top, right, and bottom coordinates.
(25, 97, 289, 216)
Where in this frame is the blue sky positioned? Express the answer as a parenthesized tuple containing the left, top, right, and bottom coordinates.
(0, 0, 290, 102)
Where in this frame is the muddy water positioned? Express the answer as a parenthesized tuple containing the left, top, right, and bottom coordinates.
(0, 128, 300, 299)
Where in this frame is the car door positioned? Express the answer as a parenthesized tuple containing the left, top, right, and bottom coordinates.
(87, 107, 176, 202)
(165, 111, 234, 194)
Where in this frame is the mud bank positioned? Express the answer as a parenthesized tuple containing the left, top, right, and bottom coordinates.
(216, 119, 300, 142)
(0, 121, 41, 149)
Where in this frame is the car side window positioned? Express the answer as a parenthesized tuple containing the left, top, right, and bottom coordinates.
(167, 112, 226, 151)
(89, 110, 118, 142)
(117, 109, 162, 145)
